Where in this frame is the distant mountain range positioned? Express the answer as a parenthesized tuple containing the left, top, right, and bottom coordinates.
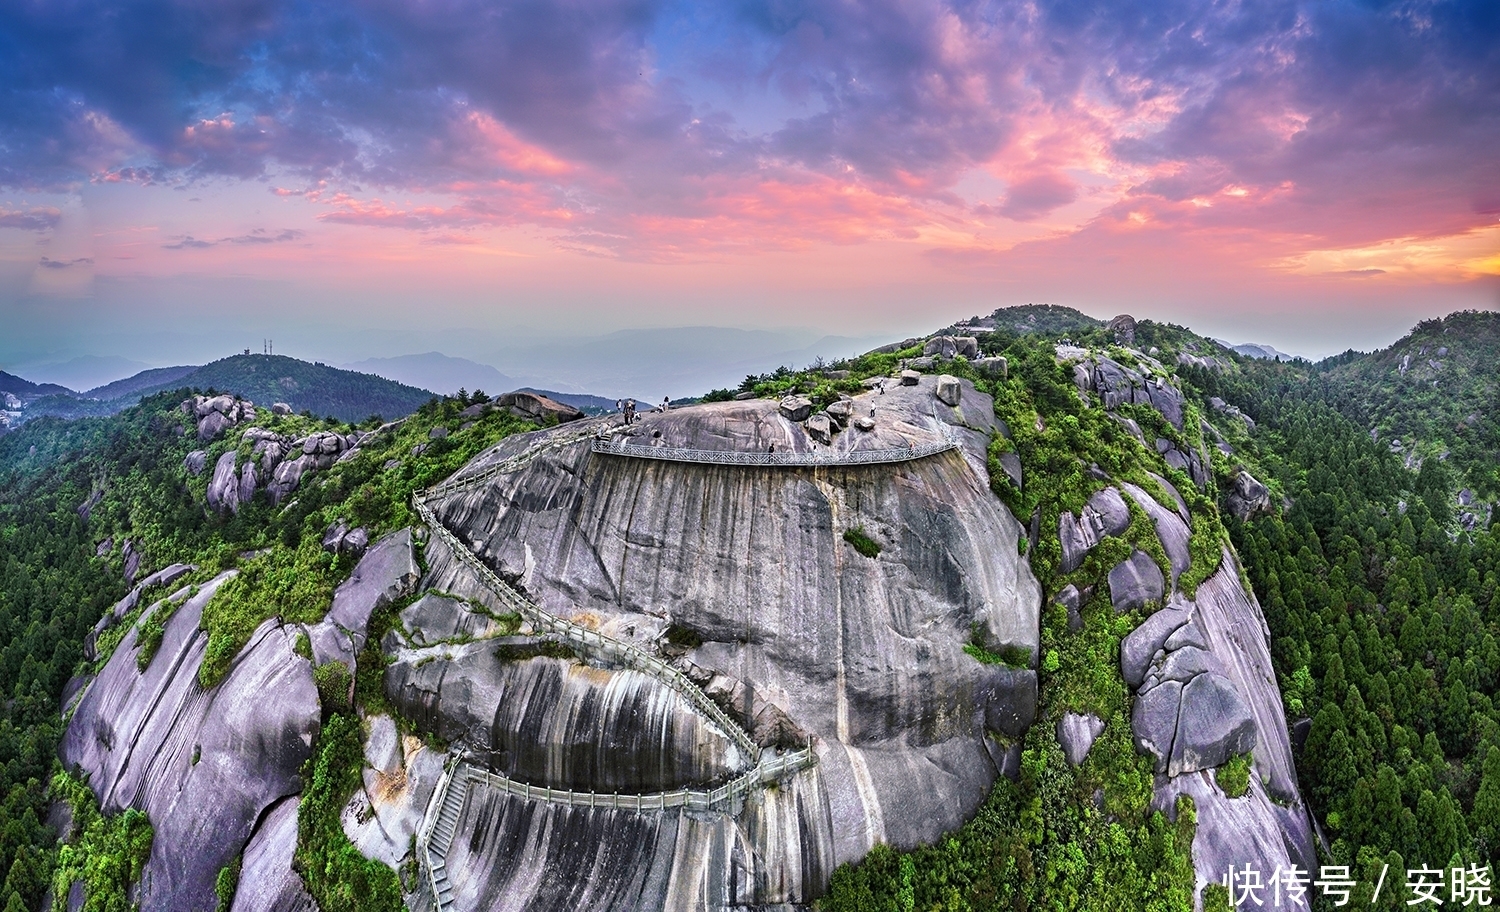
(1215, 340, 1299, 361)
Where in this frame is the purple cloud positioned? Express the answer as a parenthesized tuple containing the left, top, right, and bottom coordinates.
(0, 206, 63, 230)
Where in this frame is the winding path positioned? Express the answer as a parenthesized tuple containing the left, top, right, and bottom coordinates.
(410, 419, 955, 910)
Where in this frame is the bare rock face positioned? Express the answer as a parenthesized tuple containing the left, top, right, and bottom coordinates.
(84, 563, 195, 661)
(325, 529, 419, 652)
(417, 376, 1039, 903)
(184, 450, 207, 476)
(341, 716, 446, 869)
(60, 573, 320, 912)
(230, 796, 314, 912)
(386, 646, 744, 792)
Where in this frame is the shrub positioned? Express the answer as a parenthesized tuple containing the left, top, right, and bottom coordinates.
(313, 662, 352, 714)
(843, 527, 881, 558)
(1216, 753, 1252, 798)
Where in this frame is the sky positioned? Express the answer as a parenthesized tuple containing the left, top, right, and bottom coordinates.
(1, 0, 1497, 385)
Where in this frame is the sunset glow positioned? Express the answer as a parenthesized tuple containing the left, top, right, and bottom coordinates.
(1, 0, 1496, 365)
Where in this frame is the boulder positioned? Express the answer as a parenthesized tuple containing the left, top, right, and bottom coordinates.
(935, 375, 962, 407)
(429, 426, 450, 440)
(1058, 488, 1130, 574)
(1056, 584, 1083, 633)
(1119, 603, 1192, 689)
(922, 336, 956, 358)
(271, 402, 293, 416)
(1132, 679, 1182, 771)
(207, 452, 241, 513)
(806, 412, 833, 445)
(980, 667, 1038, 739)
(267, 455, 314, 505)
(908, 356, 937, 370)
(823, 369, 851, 380)
(322, 522, 349, 553)
(1108, 551, 1165, 612)
(1107, 314, 1137, 344)
(1057, 712, 1105, 766)
(121, 540, 140, 585)
(325, 529, 419, 651)
(1170, 672, 1258, 775)
(974, 356, 1007, 378)
(900, 370, 920, 386)
(184, 451, 208, 476)
(342, 527, 369, 556)
(1089, 487, 1131, 536)
(997, 452, 1022, 490)
(492, 390, 584, 424)
(197, 410, 233, 441)
(1227, 470, 1271, 522)
(826, 400, 853, 421)
(954, 336, 980, 359)
(238, 461, 258, 505)
(777, 396, 814, 422)
(853, 416, 875, 431)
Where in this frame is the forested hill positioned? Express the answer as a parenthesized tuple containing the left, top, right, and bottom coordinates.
(19, 356, 438, 424)
(1315, 310, 1500, 494)
(159, 355, 436, 422)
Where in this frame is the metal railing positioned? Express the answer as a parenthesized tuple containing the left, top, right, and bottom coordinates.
(459, 746, 815, 812)
(413, 497, 762, 762)
(590, 436, 957, 467)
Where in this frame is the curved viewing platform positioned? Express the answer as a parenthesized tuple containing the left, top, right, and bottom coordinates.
(590, 435, 958, 466)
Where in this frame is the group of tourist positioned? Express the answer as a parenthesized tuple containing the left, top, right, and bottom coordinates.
(615, 396, 672, 425)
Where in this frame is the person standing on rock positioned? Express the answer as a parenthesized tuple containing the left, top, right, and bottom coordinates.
(660, 396, 670, 412)
(624, 399, 636, 425)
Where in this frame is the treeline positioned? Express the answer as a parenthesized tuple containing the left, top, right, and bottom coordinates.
(1195, 360, 1500, 900)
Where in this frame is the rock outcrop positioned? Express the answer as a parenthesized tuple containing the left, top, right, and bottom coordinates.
(1120, 549, 1315, 894)
(413, 374, 1041, 906)
(493, 390, 584, 424)
(1065, 349, 1186, 430)
(60, 574, 320, 912)
(183, 394, 256, 441)
(1226, 469, 1271, 521)
(230, 797, 315, 912)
